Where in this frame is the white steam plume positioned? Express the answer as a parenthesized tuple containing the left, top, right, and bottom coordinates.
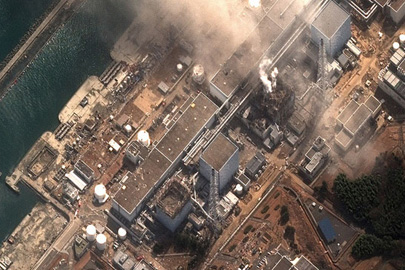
(259, 58, 278, 94)
(249, 0, 261, 8)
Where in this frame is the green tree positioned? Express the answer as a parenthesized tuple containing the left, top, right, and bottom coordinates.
(279, 205, 289, 225)
(352, 234, 392, 259)
(284, 226, 295, 242)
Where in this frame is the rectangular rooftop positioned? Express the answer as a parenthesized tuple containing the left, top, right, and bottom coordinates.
(337, 100, 359, 125)
(312, 1, 350, 38)
(113, 149, 172, 215)
(201, 133, 238, 171)
(156, 93, 218, 162)
(345, 104, 371, 135)
(114, 94, 217, 217)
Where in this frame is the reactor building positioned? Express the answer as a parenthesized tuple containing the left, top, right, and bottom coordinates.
(112, 93, 218, 222)
(155, 178, 192, 233)
(311, 1, 351, 57)
(199, 133, 239, 192)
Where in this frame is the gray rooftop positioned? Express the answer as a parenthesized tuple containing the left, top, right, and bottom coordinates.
(113, 250, 135, 270)
(273, 257, 293, 270)
(374, 0, 389, 7)
(305, 152, 323, 173)
(312, 1, 350, 38)
(345, 104, 372, 135)
(126, 141, 140, 156)
(74, 159, 94, 179)
(364, 95, 381, 114)
(390, 0, 405, 11)
(114, 94, 217, 215)
(245, 152, 266, 177)
(156, 93, 218, 162)
(133, 260, 156, 270)
(201, 133, 238, 171)
(287, 112, 306, 135)
(336, 128, 354, 149)
(337, 100, 359, 125)
(337, 53, 349, 67)
(113, 149, 172, 214)
(266, 253, 283, 269)
(294, 256, 319, 270)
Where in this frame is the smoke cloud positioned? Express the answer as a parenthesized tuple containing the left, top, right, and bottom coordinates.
(127, 0, 263, 76)
(259, 58, 278, 94)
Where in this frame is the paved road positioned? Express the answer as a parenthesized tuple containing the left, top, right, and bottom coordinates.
(33, 215, 82, 270)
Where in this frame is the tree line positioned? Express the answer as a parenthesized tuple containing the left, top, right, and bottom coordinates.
(333, 169, 405, 260)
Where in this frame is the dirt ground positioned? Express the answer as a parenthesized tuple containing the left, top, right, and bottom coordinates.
(0, 203, 67, 270)
(211, 186, 332, 269)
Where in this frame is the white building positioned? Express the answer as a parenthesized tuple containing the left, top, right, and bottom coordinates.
(125, 141, 142, 165)
(311, 1, 351, 57)
(335, 96, 381, 151)
(200, 133, 239, 192)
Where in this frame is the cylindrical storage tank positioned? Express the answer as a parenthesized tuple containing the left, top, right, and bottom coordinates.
(96, 234, 107, 251)
(192, 64, 205, 85)
(234, 184, 243, 195)
(400, 34, 405, 44)
(137, 130, 151, 147)
(177, 63, 183, 72)
(86, 225, 96, 242)
(118, 227, 127, 240)
(94, 184, 107, 203)
(393, 42, 400, 51)
(124, 124, 132, 133)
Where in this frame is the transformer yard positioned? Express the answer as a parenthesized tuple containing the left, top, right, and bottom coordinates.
(2, 0, 405, 269)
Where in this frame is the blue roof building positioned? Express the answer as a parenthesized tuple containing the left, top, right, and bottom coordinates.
(318, 218, 336, 243)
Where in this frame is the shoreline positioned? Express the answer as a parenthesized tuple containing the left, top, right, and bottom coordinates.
(0, 0, 86, 101)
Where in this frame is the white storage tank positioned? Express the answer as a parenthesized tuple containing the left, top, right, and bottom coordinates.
(137, 130, 151, 147)
(94, 184, 107, 204)
(118, 227, 127, 240)
(96, 234, 107, 251)
(393, 42, 400, 51)
(192, 64, 205, 85)
(234, 184, 244, 195)
(400, 34, 405, 45)
(86, 225, 96, 242)
(177, 63, 183, 72)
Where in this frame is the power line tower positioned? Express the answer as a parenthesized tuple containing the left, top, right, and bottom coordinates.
(208, 168, 222, 236)
(317, 39, 329, 92)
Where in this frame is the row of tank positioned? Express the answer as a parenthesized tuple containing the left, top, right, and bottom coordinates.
(85, 224, 127, 251)
(392, 34, 405, 51)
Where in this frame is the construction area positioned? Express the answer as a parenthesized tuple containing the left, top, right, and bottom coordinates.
(2, 0, 405, 269)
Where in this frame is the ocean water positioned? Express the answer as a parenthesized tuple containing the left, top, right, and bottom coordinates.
(0, 0, 134, 241)
(0, 0, 58, 63)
